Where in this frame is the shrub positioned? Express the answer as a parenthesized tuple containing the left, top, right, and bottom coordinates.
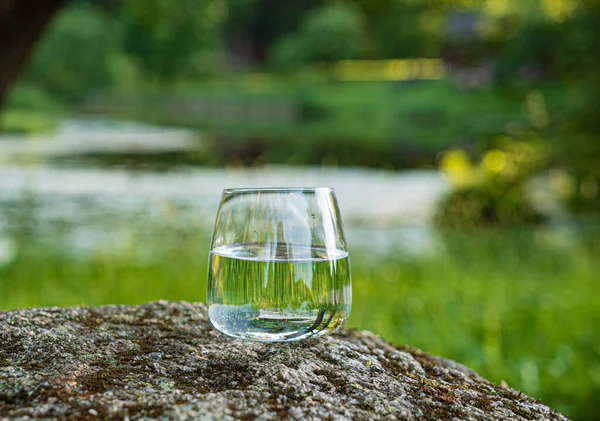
(269, 3, 367, 70)
(434, 139, 545, 228)
(21, 4, 126, 101)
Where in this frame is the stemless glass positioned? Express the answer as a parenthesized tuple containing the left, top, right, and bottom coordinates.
(207, 187, 352, 342)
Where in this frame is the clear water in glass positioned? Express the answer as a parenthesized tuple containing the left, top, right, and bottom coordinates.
(206, 188, 352, 342)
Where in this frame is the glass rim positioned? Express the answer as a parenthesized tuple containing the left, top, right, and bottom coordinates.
(222, 187, 335, 194)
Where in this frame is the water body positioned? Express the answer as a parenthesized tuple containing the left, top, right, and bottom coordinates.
(0, 117, 448, 263)
(0, 165, 445, 257)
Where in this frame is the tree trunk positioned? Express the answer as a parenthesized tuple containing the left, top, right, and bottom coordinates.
(0, 0, 64, 110)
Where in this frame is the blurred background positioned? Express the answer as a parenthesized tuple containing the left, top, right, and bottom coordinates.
(0, 0, 599, 418)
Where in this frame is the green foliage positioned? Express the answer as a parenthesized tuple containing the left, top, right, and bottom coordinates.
(434, 186, 544, 229)
(270, 3, 367, 69)
(474, 2, 600, 217)
(5, 85, 58, 110)
(551, 5, 600, 216)
(301, 3, 366, 61)
(269, 36, 309, 70)
(22, 4, 126, 100)
(0, 109, 58, 134)
(121, 0, 223, 81)
(435, 140, 545, 229)
(1, 85, 60, 133)
(557, 131, 600, 216)
(350, 0, 439, 58)
(15, 0, 224, 101)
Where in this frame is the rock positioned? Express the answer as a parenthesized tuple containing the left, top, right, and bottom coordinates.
(0, 301, 568, 420)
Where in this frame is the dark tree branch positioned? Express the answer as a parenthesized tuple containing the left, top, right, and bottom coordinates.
(0, 0, 64, 110)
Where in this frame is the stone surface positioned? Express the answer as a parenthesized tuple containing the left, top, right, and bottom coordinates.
(0, 301, 568, 421)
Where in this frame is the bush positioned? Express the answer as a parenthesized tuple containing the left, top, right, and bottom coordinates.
(121, 0, 222, 81)
(434, 140, 545, 228)
(0, 109, 58, 134)
(21, 4, 127, 101)
(269, 3, 366, 69)
(435, 186, 544, 228)
(5, 85, 58, 110)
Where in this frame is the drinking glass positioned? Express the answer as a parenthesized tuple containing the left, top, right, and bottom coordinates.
(207, 187, 352, 342)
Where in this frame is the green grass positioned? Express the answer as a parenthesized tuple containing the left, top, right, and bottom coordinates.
(1, 84, 61, 134)
(0, 108, 58, 134)
(352, 228, 600, 421)
(0, 224, 598, 420)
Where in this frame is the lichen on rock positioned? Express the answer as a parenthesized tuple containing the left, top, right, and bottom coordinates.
(0, 301, 569, 420)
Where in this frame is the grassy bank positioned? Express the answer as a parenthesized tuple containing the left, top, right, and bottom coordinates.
(0, 225, 598, 420)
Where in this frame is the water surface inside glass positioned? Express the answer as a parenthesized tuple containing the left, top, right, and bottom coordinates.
(207, 242, 351, 342)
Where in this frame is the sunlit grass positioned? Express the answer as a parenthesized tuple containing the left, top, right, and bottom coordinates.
(0, 108, 58, 134)
(351, 228, 599, 420)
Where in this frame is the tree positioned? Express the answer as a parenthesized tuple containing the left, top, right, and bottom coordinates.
(555, 1, 600, 214)
(21, 4, 124, 101)
(269, 3, 367, 69)
(0, 0, 64, 110)
(121, 0, 223, 81)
